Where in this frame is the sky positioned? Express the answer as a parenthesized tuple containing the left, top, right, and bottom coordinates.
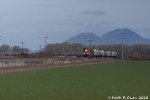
(0, 0, 150, 50)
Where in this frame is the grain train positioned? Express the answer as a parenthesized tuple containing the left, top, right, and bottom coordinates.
(83, 47, 117, 57)
(64, 47, 117, 58)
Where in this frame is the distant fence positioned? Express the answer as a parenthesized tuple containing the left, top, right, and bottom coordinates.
(0, 57, 115, 68)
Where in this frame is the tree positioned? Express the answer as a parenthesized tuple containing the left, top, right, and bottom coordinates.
(12, 46, 21, 55)
(0, 44, 11, 55)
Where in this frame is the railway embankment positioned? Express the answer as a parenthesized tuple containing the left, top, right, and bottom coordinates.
(0, 56, 116, 68)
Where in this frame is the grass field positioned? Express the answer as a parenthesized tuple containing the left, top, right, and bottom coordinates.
(0, 61, 150, 100)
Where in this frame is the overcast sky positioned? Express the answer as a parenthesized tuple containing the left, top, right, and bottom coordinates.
(0, 0, 150, 50)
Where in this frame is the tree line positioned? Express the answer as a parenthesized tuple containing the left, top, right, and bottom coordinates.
(45, 42, 150, 60)
(0, 43, 150, 60)
(0, 44, 29, 56)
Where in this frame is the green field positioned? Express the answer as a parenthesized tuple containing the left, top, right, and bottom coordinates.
(0, 61, 150, 100)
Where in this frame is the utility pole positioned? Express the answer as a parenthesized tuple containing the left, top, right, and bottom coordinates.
(0, 39, 2, 45)
(122, 28, 126, 60)
(44, 36, 48, 51)
(88, 33, 93, 58)
(121, 39, 124, 60)
(0, 39, 2, 56)
(39, 45, 42, 53)
(20, 42, 24, 54)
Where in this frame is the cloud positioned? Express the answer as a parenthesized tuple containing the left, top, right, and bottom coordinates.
(81, 10, 107, 16)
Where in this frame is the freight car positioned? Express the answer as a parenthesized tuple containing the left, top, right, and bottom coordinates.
(64, 52, 82, 57)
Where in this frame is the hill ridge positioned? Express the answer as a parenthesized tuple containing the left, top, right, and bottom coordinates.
(65, 28, 150, 45)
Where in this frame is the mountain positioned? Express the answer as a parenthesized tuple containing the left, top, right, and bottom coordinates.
(100, 28, 149, 44)
(65, 33, 100, 45)
(65, 28, 150, 45)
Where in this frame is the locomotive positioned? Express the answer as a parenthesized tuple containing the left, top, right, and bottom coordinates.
(83, 47, 117, 57)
